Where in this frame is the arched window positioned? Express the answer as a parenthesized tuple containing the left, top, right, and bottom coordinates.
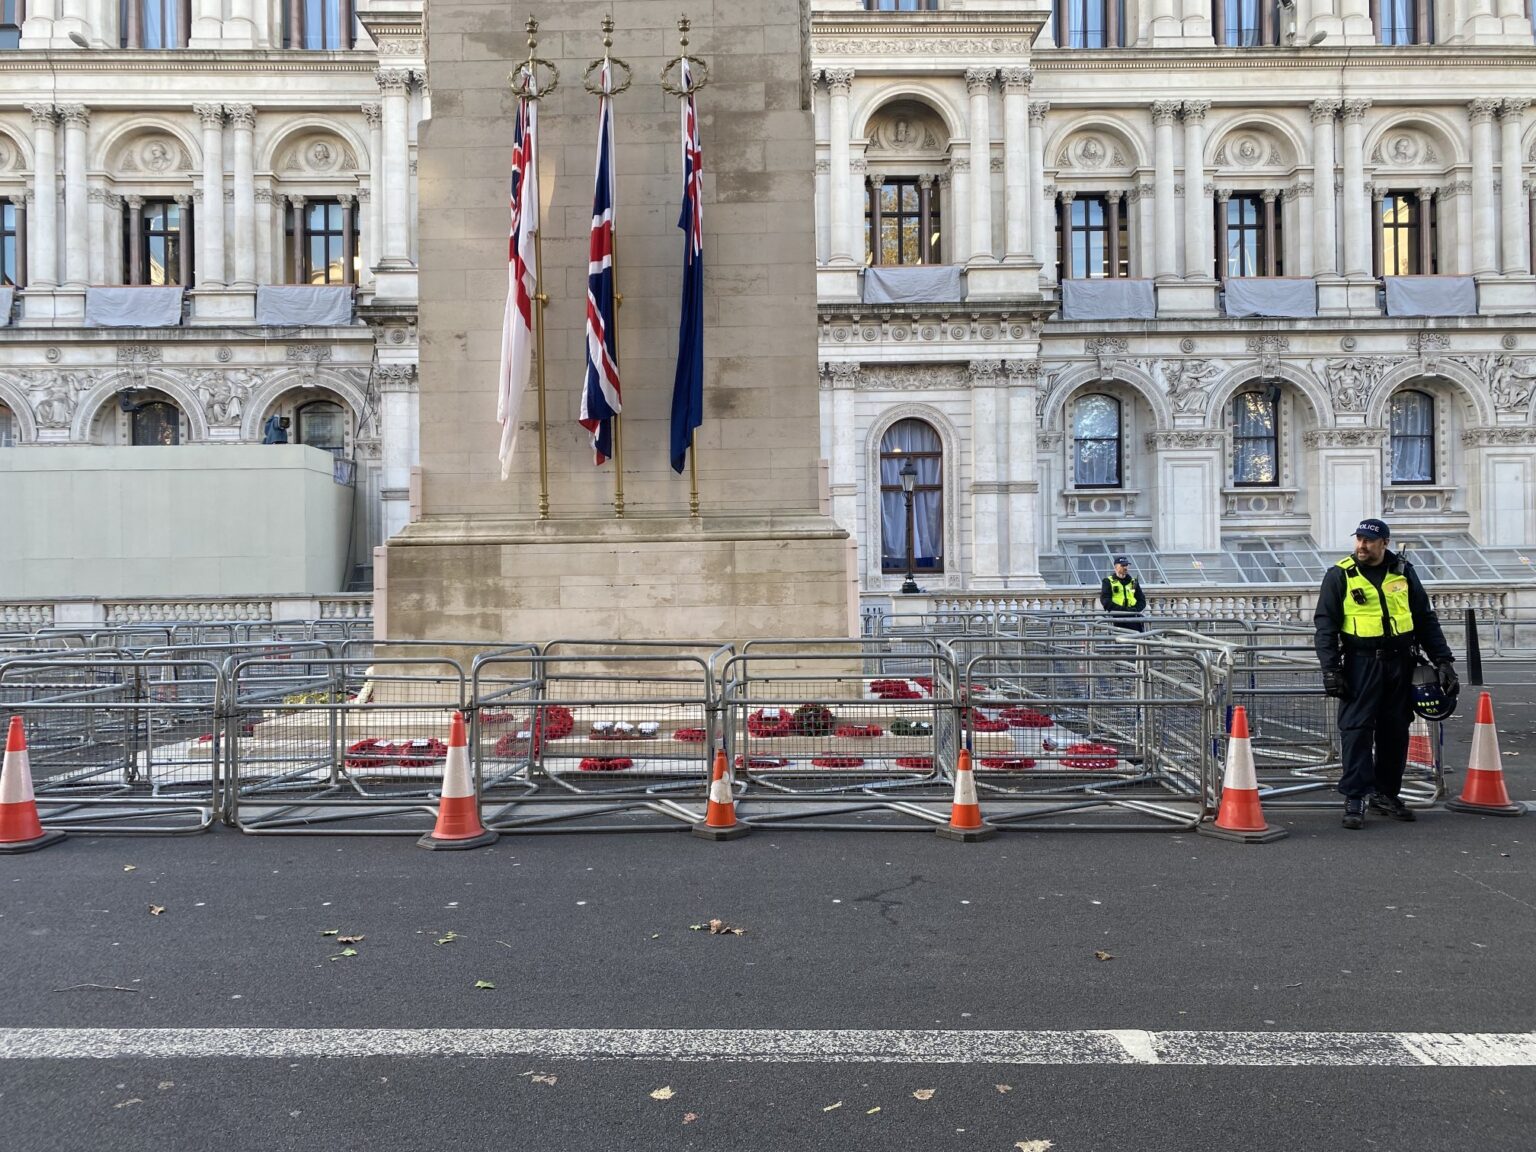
(296, 400, 347, 456)
(1389, 390, 1435, 484)
(132, 400, 181, 446)
(1073, 394, 1122, 488)
(1231, 390, 1278, 486)
(0, 403, 14, 447)
(879, 419, 944, 575)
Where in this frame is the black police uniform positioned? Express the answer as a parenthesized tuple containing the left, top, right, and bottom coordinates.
(1100, 570, 1147, 631)
(1313, 550, 1453, 799)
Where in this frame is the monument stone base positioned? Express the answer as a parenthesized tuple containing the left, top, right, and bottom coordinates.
(381, 515, 854, 643)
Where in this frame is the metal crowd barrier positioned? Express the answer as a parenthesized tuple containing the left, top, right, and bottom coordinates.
(227, 655, 468, 835)
(0, 657, 222, 833)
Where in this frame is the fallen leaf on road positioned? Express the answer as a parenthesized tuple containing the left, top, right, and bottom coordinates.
(996, 1084, 1014, 1094)
(1015, 1142, 1055, 1152)
(114, 1099, 143, 1109)
(337, 935, 364, 945)
(912, 1089, 936, 1101)
(650, 1086, 675, 1100)
(473, 979, 495, 990)
(531, 1074, 557, 1086)
(823, 1101, 843, 1112)
(682, 1113, 698, 1124)
(122, 865, 137, 872)
(157, 1081, 174, 1090)
(436, 931, 460, 946)
(708, 918, 744, 936)
(1094, 950, 1113, 961)
(338, 947, 358, 957)
(149, 905, 165, 916)
(320, 929, 339, 936)
(866, 1106, 881, 1115)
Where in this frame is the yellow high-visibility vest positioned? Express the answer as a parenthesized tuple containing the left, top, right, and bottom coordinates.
(1337, 556, 1414, 639)
(1108, 575, 1138, 609)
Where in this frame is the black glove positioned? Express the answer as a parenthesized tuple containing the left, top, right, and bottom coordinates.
(1321, 667, 1349, 700)
(1436, 663, 1459, 695)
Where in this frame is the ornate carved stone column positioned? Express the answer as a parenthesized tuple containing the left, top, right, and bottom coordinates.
(287, 193, 306, 282)
(824, 68, 855, 265)
(1004, 360, 1042, 583)
(194, 102, 226, 287)
(1340, 98, 1371, 278)
(1214, 187, 1231, 277)
(377, 363, 419, 540)
(1262, 187, 1280, 276)
(1107, 190, 1124, 277)
(1416, 187, 1436, 274)
(1499, 98, 1530, 275)
(866, 172, 884, 265)
(948, 156, 970, 265)
(227, 103, 256, 288)
(253, 187, 273, 284)
(361, 103, 382, 280)
(823, 362, 860, 542)
(59, 104, 89, 289)
(376, 69, 413, 268)
(969, 359, 1003, 581)
(125, 194, 145, 285)
(1000, 67, 1032, 263)
(1310, 100, 1340, 276)
(8, 194, 27, 289)
(174, 194, 193, 286)
(1055, 188, 1074, 277)
(1181, 101, 1210, 280)
(1469, 97, 1501, 275)
(104, 193, 123, 285)
(338, 193, 356, 284)
(965, 67, 995, 263)
(916, 173, 934, 264)
(87, 185, 107, 286)
(849, 157, 868, 262)
(1028, 102, 1051, 278)
(1152, 100, 1181, 279)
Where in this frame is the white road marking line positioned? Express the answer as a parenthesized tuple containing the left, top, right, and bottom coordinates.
(0, 1029, 1534, 1066)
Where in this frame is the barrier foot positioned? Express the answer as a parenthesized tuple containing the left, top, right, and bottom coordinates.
(0, 828, 66, 855)
(1444, 798, 1527, 817)
(691, 820, 751, 841)
(417, 829, 500, 851)
(1196, 820, 1288, 844)
(936, 821, 997, 843)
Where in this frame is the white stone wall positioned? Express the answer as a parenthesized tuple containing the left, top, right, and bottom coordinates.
(812, 4, 1536, 594)
(0, 0, 423, 584)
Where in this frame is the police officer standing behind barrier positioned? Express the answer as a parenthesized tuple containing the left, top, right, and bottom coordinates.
(1100, 555, 1147, 630)
(1314, 518, 1457, 829)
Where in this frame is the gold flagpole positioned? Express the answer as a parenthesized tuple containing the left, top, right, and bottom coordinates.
(663, 17, 710, 521)
(513, 17, 558, 519)
(587, 16, 631, 519)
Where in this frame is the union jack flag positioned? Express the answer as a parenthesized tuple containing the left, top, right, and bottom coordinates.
(669, 60, 704, 475)
(580, 63, 622, 466)
(496, 84, 538, 480)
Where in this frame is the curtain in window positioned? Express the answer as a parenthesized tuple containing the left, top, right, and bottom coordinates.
(304, 0, 342, 48)
(1232, 393, 1278, 484)
(879, 420, 943, 570)
(1073, 394, 1121, 486)
(1389, 391, 1434, 483)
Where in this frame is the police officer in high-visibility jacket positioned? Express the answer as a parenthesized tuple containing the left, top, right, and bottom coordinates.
(1100, 555, 1147, 630)
(1314, 518, 1457, 829)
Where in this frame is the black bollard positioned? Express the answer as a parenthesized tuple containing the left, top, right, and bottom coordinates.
(1465, 607, 1484, 687)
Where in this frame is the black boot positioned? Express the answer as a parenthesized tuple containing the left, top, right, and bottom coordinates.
(1368, 794, 1417, 822)
(1343, 796, 1366, 830)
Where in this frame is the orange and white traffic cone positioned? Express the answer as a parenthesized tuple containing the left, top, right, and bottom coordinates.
(417, 712, 499, 850)
(0, 717, 65, 855)
(937, 748, 996, 842)
(1446, 693, 1526, 817)
(1199, 706, 1287, 843)
(693, 749, 750, 840)
(1406, 716, 1436, 774)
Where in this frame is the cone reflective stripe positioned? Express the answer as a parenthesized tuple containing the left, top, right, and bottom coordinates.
(1199, 706, 1286, 843)
(1447, 693, 1526, 817)
(417, 712, 498, 850)
(693, 748, 749, 840)
(0, 716, 65, 854)
(936, 748, 995, 841)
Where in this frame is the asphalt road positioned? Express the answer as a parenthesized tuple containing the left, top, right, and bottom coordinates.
(1, 675, 1533, 1152)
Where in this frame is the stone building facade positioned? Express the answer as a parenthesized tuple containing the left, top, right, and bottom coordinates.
(814, 0, 1536, 606)
(0, 0, 424, 588)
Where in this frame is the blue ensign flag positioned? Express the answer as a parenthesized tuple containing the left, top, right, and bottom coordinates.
(669, 61, 704, 475)
(580, 63, 622, 466)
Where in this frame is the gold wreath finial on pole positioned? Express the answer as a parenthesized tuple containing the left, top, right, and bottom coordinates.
(661, 14, 710, 96)
(510, 14, 558, 99)
(583, 15, 633, 96)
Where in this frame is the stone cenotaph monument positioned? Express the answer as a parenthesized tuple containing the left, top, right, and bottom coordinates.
(381, 0, 853, 642)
